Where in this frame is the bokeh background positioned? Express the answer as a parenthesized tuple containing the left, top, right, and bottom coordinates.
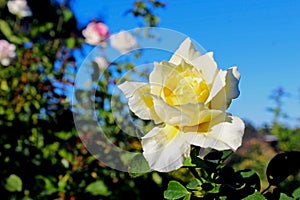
(1, 0, 300, 199)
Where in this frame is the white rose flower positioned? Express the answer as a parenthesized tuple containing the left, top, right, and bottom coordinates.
(110, 30, 137, 54)
(118, 38, 245, 172)
(0, 40, 16, 66)
(7, 0, 32, 18)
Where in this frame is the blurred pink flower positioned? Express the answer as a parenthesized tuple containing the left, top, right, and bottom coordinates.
(110, 30, 137, 54)
(7, 0, 32, 17)
(82, 22, 109, 46)
(0, 40, 16, 66)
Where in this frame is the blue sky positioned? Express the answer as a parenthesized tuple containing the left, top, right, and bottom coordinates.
(70, 0, 300, 127)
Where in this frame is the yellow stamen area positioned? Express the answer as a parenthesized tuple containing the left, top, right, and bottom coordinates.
(163, 73, 210, 105)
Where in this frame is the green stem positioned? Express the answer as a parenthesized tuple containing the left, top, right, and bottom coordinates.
(261, 184, 271, 194)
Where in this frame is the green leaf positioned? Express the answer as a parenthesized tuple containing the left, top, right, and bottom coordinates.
(36, 176, 57, 195)
(1, 80, 9, 91)
(128, 153, 151, 177)
(85, 180, 111, 196)
(292, 187, 300, 198)
(186, 179, 200, 190)
(32, 100, 40, 110)
(0, 19, 13, 38)
(66, 37, 76, 49)
(0, 19, 23, 44)
(55, 131, 73, 140)
(183, 194, 191, 200)
(266, 151, 300, 185)
(164, 181, 190, 199)
(5, 174, 23, 192)
(240, 169, 257, 178)
(9, 35, 24, 44)
(183, 157, 196, 167)
(239, 169, 261, 191)
(279, 193, 294, 200)
(242, 192, 266, 200)
(63, 9, 73, 22)
(152, 172, 162, 185)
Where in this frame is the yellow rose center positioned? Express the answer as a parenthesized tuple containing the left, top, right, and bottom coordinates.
(163, 67, 209, 105)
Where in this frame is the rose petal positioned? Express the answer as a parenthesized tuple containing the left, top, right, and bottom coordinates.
(210, 67, 241, 110)
(118, 81, 162, 123)
(142, 124, 190, 172)
(183, 114, 245, 151)
(225, 66, 241, 101)
(169, 38, 202, 65)
(209, 87, 227, 110)
(149, 61, 176, 96)
(150, 94, 223, 126)
(190, 52, 218, 85)
(205, 69, 227, 105)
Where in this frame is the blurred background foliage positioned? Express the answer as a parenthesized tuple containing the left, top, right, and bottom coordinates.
(0, 0, 299, 199)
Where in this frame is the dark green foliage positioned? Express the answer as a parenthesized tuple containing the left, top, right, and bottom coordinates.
(266, 152, 300, 186)
(164, 147, 300, 199)
(127, 0, 166, 27)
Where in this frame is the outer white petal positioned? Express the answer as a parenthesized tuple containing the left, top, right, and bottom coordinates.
(210, 67, 241, 110)
(183, 115, 245, 151)
(205, 70, 227, 105)
(151, 94, 223, 126)
(142, 125, 190, 172)
(118, 81, 162, 123)
(209, 87, 227, 110)
(169, 38, 202, 65)
(225, 67, 241, 101)
(190, 52, 218, 85)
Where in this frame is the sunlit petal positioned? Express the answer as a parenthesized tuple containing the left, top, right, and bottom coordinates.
(169, 38, 202, 65)
(205, 70, 227, 105)
(191, 52, 218, 85)
(149, 61, 176, 96)
(225, 67, 241, 102)
(183, 114, 245, 151)
(142, 125, 190, 172)
(118, 81, 162, 123)
(151, 94, 223, 126)
(210, 67, 241, 110)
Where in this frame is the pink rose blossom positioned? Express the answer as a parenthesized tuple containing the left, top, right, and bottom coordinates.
(0, 40, 16, 66)
(82, 22, 109, 46)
